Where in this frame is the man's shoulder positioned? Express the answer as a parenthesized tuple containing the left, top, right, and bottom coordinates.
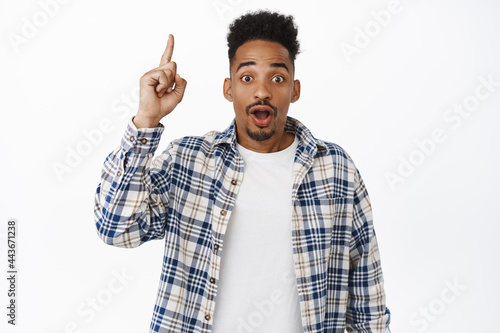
(310, 139, 357, 177)
(316, 139, 351, 160)
(289, 117, 353, 164)
(166, 129, 232, 156)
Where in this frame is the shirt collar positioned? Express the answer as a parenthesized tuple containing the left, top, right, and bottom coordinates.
(213, 116, 328, 157)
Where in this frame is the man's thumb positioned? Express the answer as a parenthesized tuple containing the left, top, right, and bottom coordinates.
(173, 74, 187, 102)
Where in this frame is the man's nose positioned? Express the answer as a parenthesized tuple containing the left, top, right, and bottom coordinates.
(254, 80, 271, 100)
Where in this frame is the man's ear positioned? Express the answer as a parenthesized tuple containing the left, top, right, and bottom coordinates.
(223, 77, 233, 102)
(291, 79, 301, 103)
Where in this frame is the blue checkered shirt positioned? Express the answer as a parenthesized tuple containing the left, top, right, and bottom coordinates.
(94, 116, 391, 332)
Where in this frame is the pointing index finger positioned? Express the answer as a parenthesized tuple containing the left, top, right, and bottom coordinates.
(160, 34, 174, 66)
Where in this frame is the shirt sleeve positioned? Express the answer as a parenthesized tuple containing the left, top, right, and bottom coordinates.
(94, 118, 170, 248)
(346, 168, 391, 332)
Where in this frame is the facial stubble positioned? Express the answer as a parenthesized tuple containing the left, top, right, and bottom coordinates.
(245, 101, 278, 142)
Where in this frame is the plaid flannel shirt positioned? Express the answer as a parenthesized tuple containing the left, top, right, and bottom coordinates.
(94, 116, 391, 332)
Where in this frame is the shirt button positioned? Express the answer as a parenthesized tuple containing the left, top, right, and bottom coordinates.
(129, 136, 135, 142)
(205, 314, 211, 321)
(220, 210, 227, 216)
(231, 179, 238, 185)
(140, 138, 148, 144)
(117, 171, 122, 177)
(210, 277, 215, 284)
(214, 244, 219, 250)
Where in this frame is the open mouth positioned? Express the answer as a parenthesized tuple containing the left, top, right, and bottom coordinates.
(249, 105, 274, 127)
(253, 110, 271, 120)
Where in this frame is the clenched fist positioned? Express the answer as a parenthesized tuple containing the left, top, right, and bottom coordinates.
(133, 34, 187, 128)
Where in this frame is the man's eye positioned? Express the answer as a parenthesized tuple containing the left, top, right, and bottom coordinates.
(272, 75, 284, 83)
(241, 75, 253, 82)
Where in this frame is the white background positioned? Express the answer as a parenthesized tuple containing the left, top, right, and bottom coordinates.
(1, 0, 499, 332)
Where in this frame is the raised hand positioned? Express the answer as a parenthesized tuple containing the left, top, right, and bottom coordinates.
(134, 34, 187, 128)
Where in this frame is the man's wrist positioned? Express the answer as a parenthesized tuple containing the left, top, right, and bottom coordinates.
(122, 118, 165, 156)
(133, 114, 162, 128)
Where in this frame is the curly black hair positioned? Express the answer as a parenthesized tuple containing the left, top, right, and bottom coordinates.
(227, 10, 300, 67)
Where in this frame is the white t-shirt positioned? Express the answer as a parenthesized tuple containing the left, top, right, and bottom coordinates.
(211, 136, 303, 333)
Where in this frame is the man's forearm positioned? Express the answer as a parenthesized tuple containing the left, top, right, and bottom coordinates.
(94, 119, 169, 248)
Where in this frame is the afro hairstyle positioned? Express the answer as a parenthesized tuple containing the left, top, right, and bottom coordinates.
(227, 10, 300, 68)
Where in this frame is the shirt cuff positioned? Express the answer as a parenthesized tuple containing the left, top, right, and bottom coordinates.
(120, 117, 165, 156)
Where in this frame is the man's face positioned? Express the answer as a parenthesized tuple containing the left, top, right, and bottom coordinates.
(223, 40, 300, 152)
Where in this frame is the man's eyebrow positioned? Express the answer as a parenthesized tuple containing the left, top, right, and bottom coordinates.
(270, 62, 289, 72)
(236, 61, 256, 72)
(235, 61, 290, 73)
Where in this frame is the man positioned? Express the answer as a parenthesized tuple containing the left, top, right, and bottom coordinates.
(95, 10, 391, 333)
